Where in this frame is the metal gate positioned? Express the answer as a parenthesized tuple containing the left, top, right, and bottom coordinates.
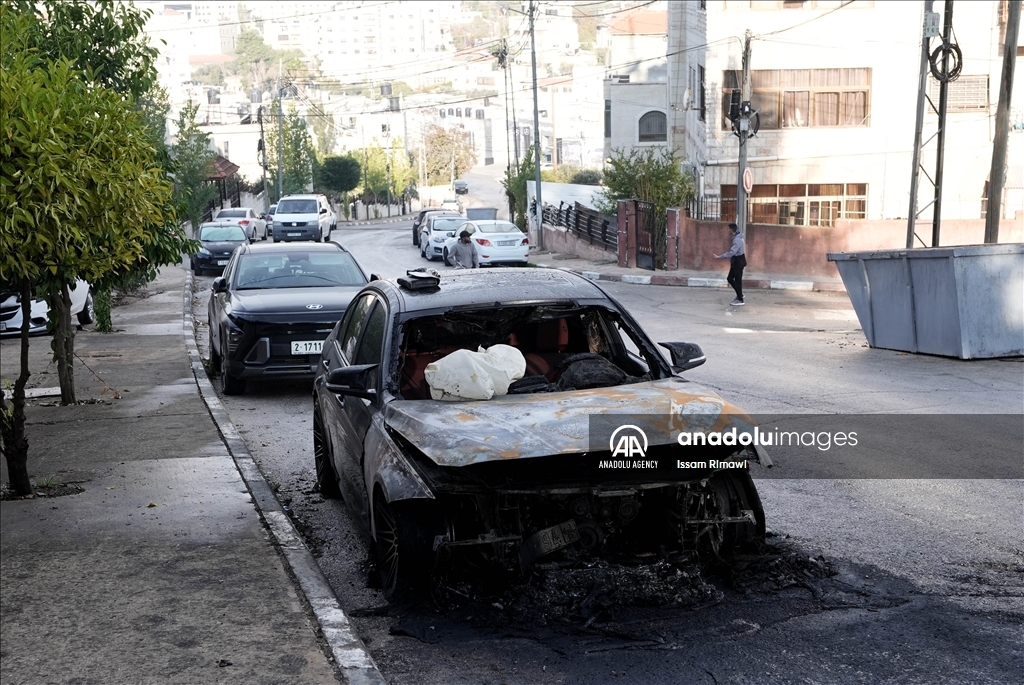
(636, 200, 655, 270)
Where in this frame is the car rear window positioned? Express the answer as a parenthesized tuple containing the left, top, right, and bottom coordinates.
(217, 209, 246, 218)
(277, 199, 317, 214)
(476, 222, 519, 234)
(235, 251, 367, 289)
(200, 225, 247, 241)
(431, 218, 464, 232)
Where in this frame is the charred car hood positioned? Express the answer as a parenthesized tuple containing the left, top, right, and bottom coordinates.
(384, 378, 758, 467)
(230, 286, 362, 322)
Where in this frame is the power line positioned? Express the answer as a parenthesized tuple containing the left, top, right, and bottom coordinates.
(147, 1, 400, 34)
(753, 0, 858, 39)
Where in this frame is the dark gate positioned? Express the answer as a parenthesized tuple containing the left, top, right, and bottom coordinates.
(635, 200, 655, 270)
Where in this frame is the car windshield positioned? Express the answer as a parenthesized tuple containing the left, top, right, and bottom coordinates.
(217, 209, 246, 218)
(397, 305, 658, 400)
(234, 252, 366, 289)
(200, 225, 247, 241)
(277, 199, 317, 214)
(431, 218, 464, 233)
(476, 222, 519, 234)
(268, 205, 277, 214)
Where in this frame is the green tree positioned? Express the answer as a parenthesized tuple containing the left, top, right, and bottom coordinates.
(266, 103, 317, 199)
(361, 139, 389, 205)
(501, 147, 537, 231)
(595, 147, 696, 269)
(316, 154, 361, 210)
(171, 102, 218, 234)
(1, 12, 179, 494)
(192, 64, 225, 86)
(309, 111, 336, 160)
(419, 124, 478, 187)
(389, 138, 416, 208)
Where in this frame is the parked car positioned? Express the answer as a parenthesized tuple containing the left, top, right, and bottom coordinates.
(440, 198, 462, 213)
(419, 215, 467, 261)
(207, 242, 368, 395)
(443, 220, 529, 266)
(191, 222, 250, 275)
(453, 180, 469, 195)
(412, 207, 444, 246)
(0, 280, 93, 337)
(414, 210, 461, 251)
(214, 207, 267, 242)
(272, 194, 333, 242)
(312, 268, 768, 600)
(266, 204, 278, 237)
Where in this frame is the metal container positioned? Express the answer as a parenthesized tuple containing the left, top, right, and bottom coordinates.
(827, 244, 1024, 359)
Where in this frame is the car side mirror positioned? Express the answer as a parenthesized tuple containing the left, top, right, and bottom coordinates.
(212, 277, 228, 293)
(325, 364, 378, 400)
(320, 208, 327, 214)
(658, 342, 706, 373)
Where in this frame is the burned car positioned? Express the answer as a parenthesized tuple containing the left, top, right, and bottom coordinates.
(313, 269, 768, 600)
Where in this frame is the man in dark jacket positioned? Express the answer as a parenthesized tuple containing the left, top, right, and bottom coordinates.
(715, 223, 746, 305)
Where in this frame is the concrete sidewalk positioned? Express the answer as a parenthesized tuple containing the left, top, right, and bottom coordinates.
(0, 266, 382, 684)
(531, 251, 846, 293)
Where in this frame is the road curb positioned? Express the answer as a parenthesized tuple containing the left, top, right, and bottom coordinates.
(182, 271, 386, 685)
(542, 266, 845, 292)
(338, 215, 414, 227)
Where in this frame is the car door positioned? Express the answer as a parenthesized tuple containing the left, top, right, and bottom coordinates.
(208, 253, 239, 358)
(321, 293, 378, 518)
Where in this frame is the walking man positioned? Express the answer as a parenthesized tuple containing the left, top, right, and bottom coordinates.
(715, 223, 746, 305)
(450, 230, 480, 269)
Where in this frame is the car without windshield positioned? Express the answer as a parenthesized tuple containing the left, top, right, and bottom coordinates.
(214, 207, 266, 241)
(420, 215, 467, 261)
(192, 222, 249, 275)
(312, 268, 768, 600)
(207, 242, 369, 395)
(443, 220, 529, 266)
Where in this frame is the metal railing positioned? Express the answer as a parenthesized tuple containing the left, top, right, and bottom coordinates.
(542, 201, 617, 252)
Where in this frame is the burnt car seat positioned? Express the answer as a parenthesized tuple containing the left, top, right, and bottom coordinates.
(523, 318, 569, 380)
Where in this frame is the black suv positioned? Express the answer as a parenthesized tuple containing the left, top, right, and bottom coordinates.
(313, 268, 767, 599)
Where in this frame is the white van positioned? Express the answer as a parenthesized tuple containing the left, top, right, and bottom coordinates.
(271, 194, 332, 242)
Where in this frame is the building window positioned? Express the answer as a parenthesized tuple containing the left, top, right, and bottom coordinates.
(720, 183, 867, 226)
(604, 99, 611, 138)
(698, 65, 706, 121)
(722, 68, 871, 130)
(638, 111, 667, 142)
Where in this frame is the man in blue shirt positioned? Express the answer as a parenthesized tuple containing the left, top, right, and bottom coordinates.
(715, 223, 746, 305)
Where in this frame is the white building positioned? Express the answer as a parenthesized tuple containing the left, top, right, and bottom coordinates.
(697, 0, 1024, 225)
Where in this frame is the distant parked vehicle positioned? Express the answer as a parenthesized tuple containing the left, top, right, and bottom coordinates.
(443, 220, 529, 266)
(273, 194, 333, 242)
(440, 198, 462, 213)
(0, 280, 93, 337)
(420, 215, 467, 261)
(454, 180, 469, 195)
(266, 204, 278, 237)
(191, 222, 249, 275)
(412, 207, 444, 246)
(214, 207, 267, 241)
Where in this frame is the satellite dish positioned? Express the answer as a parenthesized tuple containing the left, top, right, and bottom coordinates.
(683, 88, 693, 110)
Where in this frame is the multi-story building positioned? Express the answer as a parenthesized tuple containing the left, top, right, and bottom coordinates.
(688, 0, 1023, 225)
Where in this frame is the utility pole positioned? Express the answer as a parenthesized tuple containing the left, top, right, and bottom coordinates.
(930, 0, 955, 247)
(906, 1, 937, 248)
(257, 105, 268, 205)
(984, 0, 1020, 243)
(383, 123, 392, 218)
(529, 0, 544, 249)
(735, 30, 752, 239)
(276, 57, 284, 201)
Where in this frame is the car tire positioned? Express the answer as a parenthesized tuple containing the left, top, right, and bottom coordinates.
(208, 331, 221, 372)
(77, 292, 95, 326)
(313, 411, 342, 499)
(443, 248, 452, 266)
(220, 345, 246, 395)
(413, 229, 419, 247)
(698, 471, 766, 558)
(420, 240, 427, 259)
(373, 492, 440, 602)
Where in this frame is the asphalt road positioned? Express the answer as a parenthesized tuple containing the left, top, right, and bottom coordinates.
(192, 222, 1024, 685)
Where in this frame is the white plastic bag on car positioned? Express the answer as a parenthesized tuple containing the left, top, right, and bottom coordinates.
(424, 344, 526, 401)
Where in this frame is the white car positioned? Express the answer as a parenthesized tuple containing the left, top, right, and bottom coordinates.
(419, 214, 467, 261)
(273, 194, 333, 242)
(0, 280, 94, 337)
(440, 198, 462, 213)
(442, 220, 530, 266)
(214, 207, 267, 242)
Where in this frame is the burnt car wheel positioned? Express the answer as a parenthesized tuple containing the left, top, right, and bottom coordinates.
(695, 471, 765, 558)
(313, 411, 341, 499)
(373, 493, 439, 602)
(219, 346, 246, 395)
